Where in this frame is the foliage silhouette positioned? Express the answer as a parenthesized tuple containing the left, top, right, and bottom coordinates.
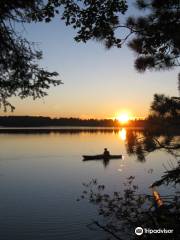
(150, 94, 180, 118)
(125, 126, 180, 188)
(127, 0, 180, 73)
(125, 128, 180, 162)
(79, 177, 180, 240)
(1, 0, 179, 110)
(152, 161, 180, 187)
(0, 0, 63, 111)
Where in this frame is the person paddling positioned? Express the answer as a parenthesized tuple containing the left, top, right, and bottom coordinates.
(103, 148, 110, 157)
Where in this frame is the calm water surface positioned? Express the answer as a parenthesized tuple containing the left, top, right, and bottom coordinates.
(0, 128, 179, 240)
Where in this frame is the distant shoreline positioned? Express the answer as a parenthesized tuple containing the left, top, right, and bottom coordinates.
(0, 116, 145, 128)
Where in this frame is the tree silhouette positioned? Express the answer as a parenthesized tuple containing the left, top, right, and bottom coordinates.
(150, 94, 180, 118)
(79, 177, 180, 240)
(0, 0, 63, 111)
(0, 0, 179, 110)
(125, 128, 180, 162)
(127, 0, 180, 72)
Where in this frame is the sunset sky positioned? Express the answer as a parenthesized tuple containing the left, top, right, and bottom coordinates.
(2, 7, 179, 119)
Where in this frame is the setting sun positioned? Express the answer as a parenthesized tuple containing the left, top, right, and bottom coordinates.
(117, 114, 130, 123)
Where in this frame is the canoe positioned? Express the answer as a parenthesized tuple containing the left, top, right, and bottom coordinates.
(83, 154, 122, 161)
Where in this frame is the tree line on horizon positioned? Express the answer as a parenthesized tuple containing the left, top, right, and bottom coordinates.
(0, 116, 145, 127)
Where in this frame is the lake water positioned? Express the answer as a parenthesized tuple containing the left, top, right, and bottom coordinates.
(0, 128, 179, 240)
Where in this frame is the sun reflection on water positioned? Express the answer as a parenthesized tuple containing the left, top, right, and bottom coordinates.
(119, 128, 126, 141)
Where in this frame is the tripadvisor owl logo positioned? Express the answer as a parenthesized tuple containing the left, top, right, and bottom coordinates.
(135, 227, 143, 235)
